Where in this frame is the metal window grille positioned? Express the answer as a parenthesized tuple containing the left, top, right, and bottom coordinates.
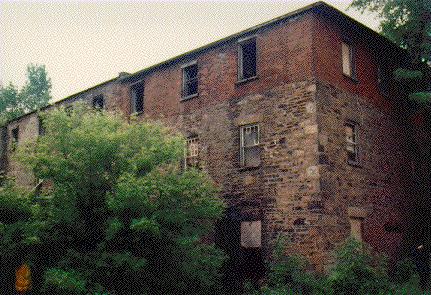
(240, 124, 260, 167)
(345, 122, 359, 164)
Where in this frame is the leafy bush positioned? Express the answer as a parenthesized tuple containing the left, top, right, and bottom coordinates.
(0, 104, 225, 294)
(248, 237, 427, 295)
(247, 235, 324, 295)
(41, 268, 86, 295)
(326, 238, 391, 295)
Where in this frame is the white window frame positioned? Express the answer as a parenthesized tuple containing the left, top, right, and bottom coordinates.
(237, 36, 257, 82)
(181, 61, 198, 99)
(345, 121, 359, 164)
(240, 124, 260, 167)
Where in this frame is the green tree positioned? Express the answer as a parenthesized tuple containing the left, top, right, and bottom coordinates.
(350, 0, 431, 105)
(1, 104, 225, 294)
(0, 64, 52, 125)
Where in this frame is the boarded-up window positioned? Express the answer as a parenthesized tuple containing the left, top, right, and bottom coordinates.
(238, 38, 257, 81)
(131, 82, 144, 114)
(345, 122, 359, 164)
(240, 124, 260, 167)
(182, 62, 198, 98)
(241, 220, 261, 248)
(342, 41, 355, 78)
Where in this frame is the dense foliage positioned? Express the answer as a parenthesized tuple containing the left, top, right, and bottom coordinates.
(349, 0, 431, 105)
(0, 64, 52, 125)
(247, 237, 426, 295)
(0, 104, 225, 294)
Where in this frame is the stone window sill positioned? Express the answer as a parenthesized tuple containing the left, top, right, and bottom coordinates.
(236, 76, 258, 86)
(181, 93, 198, 101)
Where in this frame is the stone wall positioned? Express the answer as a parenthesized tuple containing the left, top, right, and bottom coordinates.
(315, 80, 417, 266)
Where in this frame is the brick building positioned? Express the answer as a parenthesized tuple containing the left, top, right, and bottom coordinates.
(1, 1, 429, 284)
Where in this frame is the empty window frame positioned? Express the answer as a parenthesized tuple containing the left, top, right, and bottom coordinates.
(345, 122, 359, 164)
(342, 41, 356, 79)
(238, 37, 257, 81)
(92, 95, 104, 109)
(131, 82, 144, 114)
(185, 136, 199, 168)
(182, 62, 198, 99)
(240, 124, 261, 167)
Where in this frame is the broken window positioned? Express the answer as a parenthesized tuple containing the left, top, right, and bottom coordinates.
(182, 62, 198, 98)
(240, 124, 260, 167)
(238, 38, 257, 81)
(345, 122, 359, 164)
(185, 136, 199, 168)
(131, 82, 144, 114)
(342, 41, 356, 79)
(92, 95, 104, 110)
(11, 127, 19, 150)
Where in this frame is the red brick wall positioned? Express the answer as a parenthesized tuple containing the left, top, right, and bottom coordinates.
(116, 13, 316, 119)
(312, 13, 402, 109)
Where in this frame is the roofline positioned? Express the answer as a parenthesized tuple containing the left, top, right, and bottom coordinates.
(3, 77, 117, 125)
(121, 1, 325, 82)
(5, 1, 404, 125)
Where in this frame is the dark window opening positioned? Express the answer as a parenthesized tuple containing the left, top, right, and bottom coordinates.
(11, 127, 19, 150)
(92, 95, 104, 109)
(345, 122, 359, 164)
(65, 105, 73, 116)
(38, 116, 45, 136)
(182, 63, 198, 98)
(238, 38, 257, 81)
(131, 82, 144, 114)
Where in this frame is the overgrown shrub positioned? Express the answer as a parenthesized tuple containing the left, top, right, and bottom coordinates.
(1, 104, 226, 294)
(248, 237, 427, 295)
(41, 268, 86, 295)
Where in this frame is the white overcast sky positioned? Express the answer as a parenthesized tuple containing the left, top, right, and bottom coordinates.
(0, 1, 380, 102)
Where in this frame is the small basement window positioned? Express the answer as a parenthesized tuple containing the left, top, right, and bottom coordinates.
(345, 122, 359, 164)
(240, 124, 261, 167)
(185, 136, 199, 168)
(238, 37, 257, 81)
(131, 82, 144, 114)
(342, 41, 356, 79)
(92, 95, 104, 109)
(182, 62, 198, 99)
